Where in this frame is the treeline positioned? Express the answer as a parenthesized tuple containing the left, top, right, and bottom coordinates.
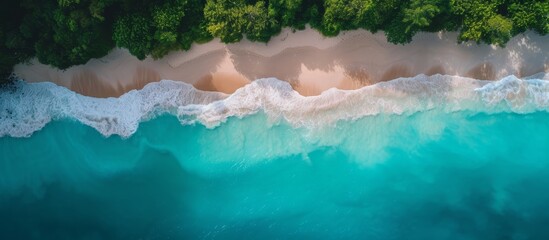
(1, 0, 548, 84)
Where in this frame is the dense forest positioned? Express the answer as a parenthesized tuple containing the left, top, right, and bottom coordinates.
(1, 0, 548, 84)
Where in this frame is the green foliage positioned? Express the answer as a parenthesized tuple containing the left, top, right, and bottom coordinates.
(205, 0, 276, 43)
(485, 14, 513, 46)
(367, 0, 401, 31)
(204, 0, 244, 43)
(450, 0, 516, 45)
(30, 0, 115, 68)
(113, 14, 152, 59)
(243, 1, 278, 41)
(509, 1, 549, 35)
(89, 0, 113, 21)
(177, 0, 212, 50)
(322, 0, 375, 36)
(150, 0, 188, 57)
(403, 0, 441, 33)
(1, 0, 548, 83)
(385, 14, 414, 44)
(268, 0, 304, 28)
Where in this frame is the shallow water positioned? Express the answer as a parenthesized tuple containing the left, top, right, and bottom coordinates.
(1, 75, 549, 239)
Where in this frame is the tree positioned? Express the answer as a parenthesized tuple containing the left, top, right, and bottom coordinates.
(268, 0, 305, 29)
(322, 0, 375, 36)
(34, 1, 113, 68)
(450, 0, 514, 46)
(113, 14, 152, 59)
(204, 0, 245, 43)
(485, 14, 513, 46)
(177, 0, 213, 49)
(403, 0, 441, 34)
(242, 1, 277, 42)
(509, 0, 549, 35)
(204, 0, 276, 43)
(150, 0, 188, 57)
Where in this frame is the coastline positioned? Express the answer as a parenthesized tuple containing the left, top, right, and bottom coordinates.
(13, 27, 549, 98)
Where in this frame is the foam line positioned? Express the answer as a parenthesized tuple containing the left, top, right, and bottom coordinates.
(1, 74, 548, 138)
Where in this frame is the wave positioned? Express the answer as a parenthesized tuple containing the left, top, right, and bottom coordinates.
(1, 73, 549, 138)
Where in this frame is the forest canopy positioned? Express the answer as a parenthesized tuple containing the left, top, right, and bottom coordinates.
(1, 0, 548, 84)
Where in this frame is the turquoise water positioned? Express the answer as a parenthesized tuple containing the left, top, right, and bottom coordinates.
(2, 108, 549, 239)
(1, 75, 549, 239)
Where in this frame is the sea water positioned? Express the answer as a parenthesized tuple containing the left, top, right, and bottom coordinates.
(1, 75, 549, 239)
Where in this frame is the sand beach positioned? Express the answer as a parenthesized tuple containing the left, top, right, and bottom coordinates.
(14, 27, 549, 97)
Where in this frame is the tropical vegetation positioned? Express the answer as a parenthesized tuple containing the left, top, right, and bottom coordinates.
(1, 0, 547, 84)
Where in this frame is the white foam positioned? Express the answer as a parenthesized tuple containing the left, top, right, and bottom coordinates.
(1, 74, 548, 138)
(0, 80, 226, 137)
(476, 75, 549, 111)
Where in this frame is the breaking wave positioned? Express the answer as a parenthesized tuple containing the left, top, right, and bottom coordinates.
(1, 73, 548, 138)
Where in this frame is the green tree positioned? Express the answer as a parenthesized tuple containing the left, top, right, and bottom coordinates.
(322, 0, 375, 36)
(243, 1, 277, 41)
(268, 0, 307, 29)
(113, 14, 152, 59)
(177, 0, 212, 50)
(205, 0, 276, 43)
(450, 0, 513, 45)
(33, 0, 114, 68)
(485, 14, 513, 45)
(204, 0, 245, 43)
(509, 0, 549, 35)
(403, 0, 441, 34)
(150, 0, 188, 57)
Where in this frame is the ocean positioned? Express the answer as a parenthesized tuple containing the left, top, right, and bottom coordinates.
(1, 74, 549, 239)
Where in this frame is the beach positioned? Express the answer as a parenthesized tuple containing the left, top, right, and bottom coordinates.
(5, 0, 549, 239)
(13, 27, 549, 97)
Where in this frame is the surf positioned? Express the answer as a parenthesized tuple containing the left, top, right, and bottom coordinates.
(1, 73, 548, 138)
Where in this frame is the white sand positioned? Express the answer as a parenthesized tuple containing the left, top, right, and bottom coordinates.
(13, 26, 549, 97)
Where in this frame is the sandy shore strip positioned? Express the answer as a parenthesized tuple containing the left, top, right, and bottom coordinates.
(14, 27, 549, 97)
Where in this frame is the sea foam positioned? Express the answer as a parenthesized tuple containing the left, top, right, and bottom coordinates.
(1, 74, 548, 138)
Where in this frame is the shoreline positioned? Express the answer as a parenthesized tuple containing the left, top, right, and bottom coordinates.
(13, 27, 549, 98)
